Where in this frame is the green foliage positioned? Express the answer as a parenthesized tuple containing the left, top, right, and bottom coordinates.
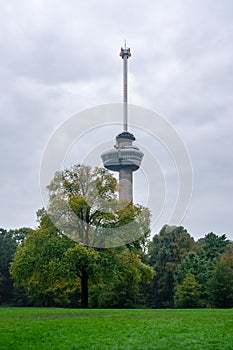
(175, 251, 212, 307)
(90, 248, 154, 308)
(207, 261, 233, 308)
(10, 183, 152, 309)
(47, 165, 117, 246)
(220, 243, 233, 269)
(148, 225, 196, 308)
(44, 164, 152, 307)
(174, 272, 200, 308)
(10, 225, 77, 307)
(65, 244, 100, 308)
(8, 227, 32, 244)
(46, 164, 151, 249)
(197, 232, 229, 260)
(0, 227, 31, 304)
(65, 244, 99, 279)
(0, 228, 16, 304)
(175, 252, 208, 284)
(10, 226, 153, 308)
(207, 243, 233, 308)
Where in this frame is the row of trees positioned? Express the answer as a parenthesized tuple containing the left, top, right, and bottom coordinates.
(147, 226, 233, 308)
(1, 224, 232, 308)
(1, 218, 153, 308)
(1, 164, 233, 308)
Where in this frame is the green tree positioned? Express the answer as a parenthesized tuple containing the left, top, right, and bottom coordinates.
(11, 164, 152, 308)
(10, 221, 77, 307)
(175, 251, 212, 307)
(46, 164, 151, 307)
(148, 225, 196, 308)
(90, 247, 154, 308)
(174, 272, 200, 308)
(9, 227, 31, 245)
(47, 165, 117, 247)
(193, 232, 231, 307)
(197, 232, 229, 260)
(207, 261, 233, 308)
(206, 243, 233, 308)
(47, 165, 150, 249)
(0, 228, 16, 304)
(220, 243, 233, 269)
(0, 227, 31, 305)
(45, 165, 118, 307)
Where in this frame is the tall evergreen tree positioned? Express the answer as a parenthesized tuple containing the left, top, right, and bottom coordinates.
(0, 228, 16, 304)
(0, 227, 31, 305)
(197, 232, 229, 260)
(175, 251, 212, 307)
(148, 225, 196, 308)
(207, 261, 233, 308)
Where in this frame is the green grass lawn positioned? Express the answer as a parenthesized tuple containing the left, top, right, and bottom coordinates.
(0, 308, 232, 350)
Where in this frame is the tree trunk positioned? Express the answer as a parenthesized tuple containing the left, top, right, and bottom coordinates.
(81, 268, 89, 308)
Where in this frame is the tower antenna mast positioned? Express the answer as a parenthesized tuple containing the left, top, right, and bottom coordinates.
(120, 42, 131, 132)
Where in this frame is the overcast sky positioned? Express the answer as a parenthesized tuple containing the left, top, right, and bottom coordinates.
(0, 0, 232, 240)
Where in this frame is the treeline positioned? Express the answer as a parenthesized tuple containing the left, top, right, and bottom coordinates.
(145, 225, 233, 308)
(1, 222, 233, 308)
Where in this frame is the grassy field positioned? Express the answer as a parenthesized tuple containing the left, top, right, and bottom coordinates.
(0, 308, 232, 350)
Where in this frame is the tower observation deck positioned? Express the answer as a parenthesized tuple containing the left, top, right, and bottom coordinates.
(101, 45, 143, 202)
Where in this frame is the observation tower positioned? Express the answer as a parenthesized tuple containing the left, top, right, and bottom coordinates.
(101, 45, 144, 202)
